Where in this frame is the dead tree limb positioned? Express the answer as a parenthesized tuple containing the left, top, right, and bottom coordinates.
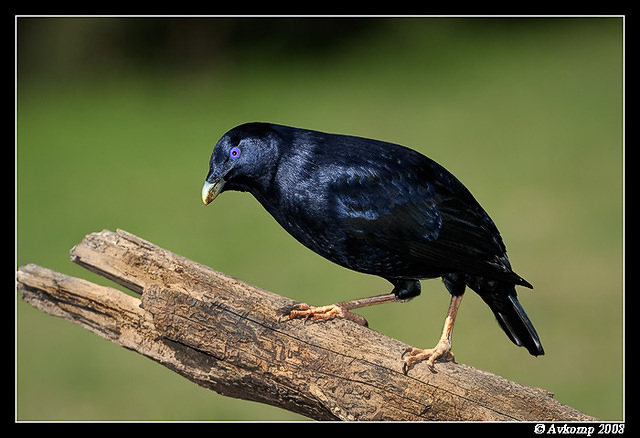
(17, 229, 595, 421)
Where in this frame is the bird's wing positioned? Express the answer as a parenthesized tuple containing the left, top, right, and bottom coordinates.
(333, 162, 521, 283)
(405, 185, 520, 282)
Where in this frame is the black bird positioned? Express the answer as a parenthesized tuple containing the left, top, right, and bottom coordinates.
(202, 122, 544, 372)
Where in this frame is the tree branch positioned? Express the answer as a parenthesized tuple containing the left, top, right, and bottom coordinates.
(17, 229, 596, 421)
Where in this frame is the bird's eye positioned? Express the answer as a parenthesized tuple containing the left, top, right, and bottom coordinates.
(229, 146, 241, 160)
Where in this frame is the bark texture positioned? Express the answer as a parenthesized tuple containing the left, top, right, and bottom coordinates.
(17, 229, 596, 421)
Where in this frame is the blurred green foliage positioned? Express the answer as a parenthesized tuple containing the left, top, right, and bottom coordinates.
(17, 17, 623, 421)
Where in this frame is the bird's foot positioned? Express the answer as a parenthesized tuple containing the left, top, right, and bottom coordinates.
(401, 340, 455, 374)
(279, 302, 369, 327)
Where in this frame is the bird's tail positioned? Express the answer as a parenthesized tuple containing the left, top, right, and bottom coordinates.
(472, 279, 544, 356)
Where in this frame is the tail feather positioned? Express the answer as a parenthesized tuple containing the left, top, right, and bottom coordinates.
(472, 279, 544, 356)
(494, 295, 544, 356)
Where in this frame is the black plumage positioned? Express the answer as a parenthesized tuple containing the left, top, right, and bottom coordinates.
(202, 122, 544, 372)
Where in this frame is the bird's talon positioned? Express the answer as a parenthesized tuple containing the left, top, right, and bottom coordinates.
(279, 302, 368, 326)
(279, 303, 342, 323)
(426, 358, 439, 374)
(401, 343, 454, 374)
(401, 347, 416, 359)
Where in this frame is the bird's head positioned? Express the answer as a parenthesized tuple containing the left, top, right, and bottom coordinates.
(202, 122, 282, 205)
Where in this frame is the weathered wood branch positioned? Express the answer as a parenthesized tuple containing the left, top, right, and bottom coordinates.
(17, 229, 595, 421)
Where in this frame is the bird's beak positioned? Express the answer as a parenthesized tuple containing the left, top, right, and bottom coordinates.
(202, 179, 225, 205)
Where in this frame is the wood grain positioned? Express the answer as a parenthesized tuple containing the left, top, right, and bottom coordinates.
(17, 229, 596, 421)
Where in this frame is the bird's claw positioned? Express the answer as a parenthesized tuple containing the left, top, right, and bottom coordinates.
(401, 342, 455, 375)
(278, 302, 368, 326)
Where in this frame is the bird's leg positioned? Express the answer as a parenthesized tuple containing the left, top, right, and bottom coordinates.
(402, 294, 463, 374)
(280, 280, 419, 327)
(279, 292, 403, 327)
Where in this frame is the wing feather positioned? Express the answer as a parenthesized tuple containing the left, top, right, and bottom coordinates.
(333, 157, 523, 284)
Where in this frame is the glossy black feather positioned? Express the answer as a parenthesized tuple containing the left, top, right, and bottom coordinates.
(204, 122, 543, 356)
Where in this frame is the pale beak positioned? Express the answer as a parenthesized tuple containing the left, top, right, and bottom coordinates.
(201, 179, 225, 205)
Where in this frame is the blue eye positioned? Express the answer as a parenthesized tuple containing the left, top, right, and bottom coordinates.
(229, 146, 241, 160)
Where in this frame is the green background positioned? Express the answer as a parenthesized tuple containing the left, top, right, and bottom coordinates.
(16, 17, 623, 421)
